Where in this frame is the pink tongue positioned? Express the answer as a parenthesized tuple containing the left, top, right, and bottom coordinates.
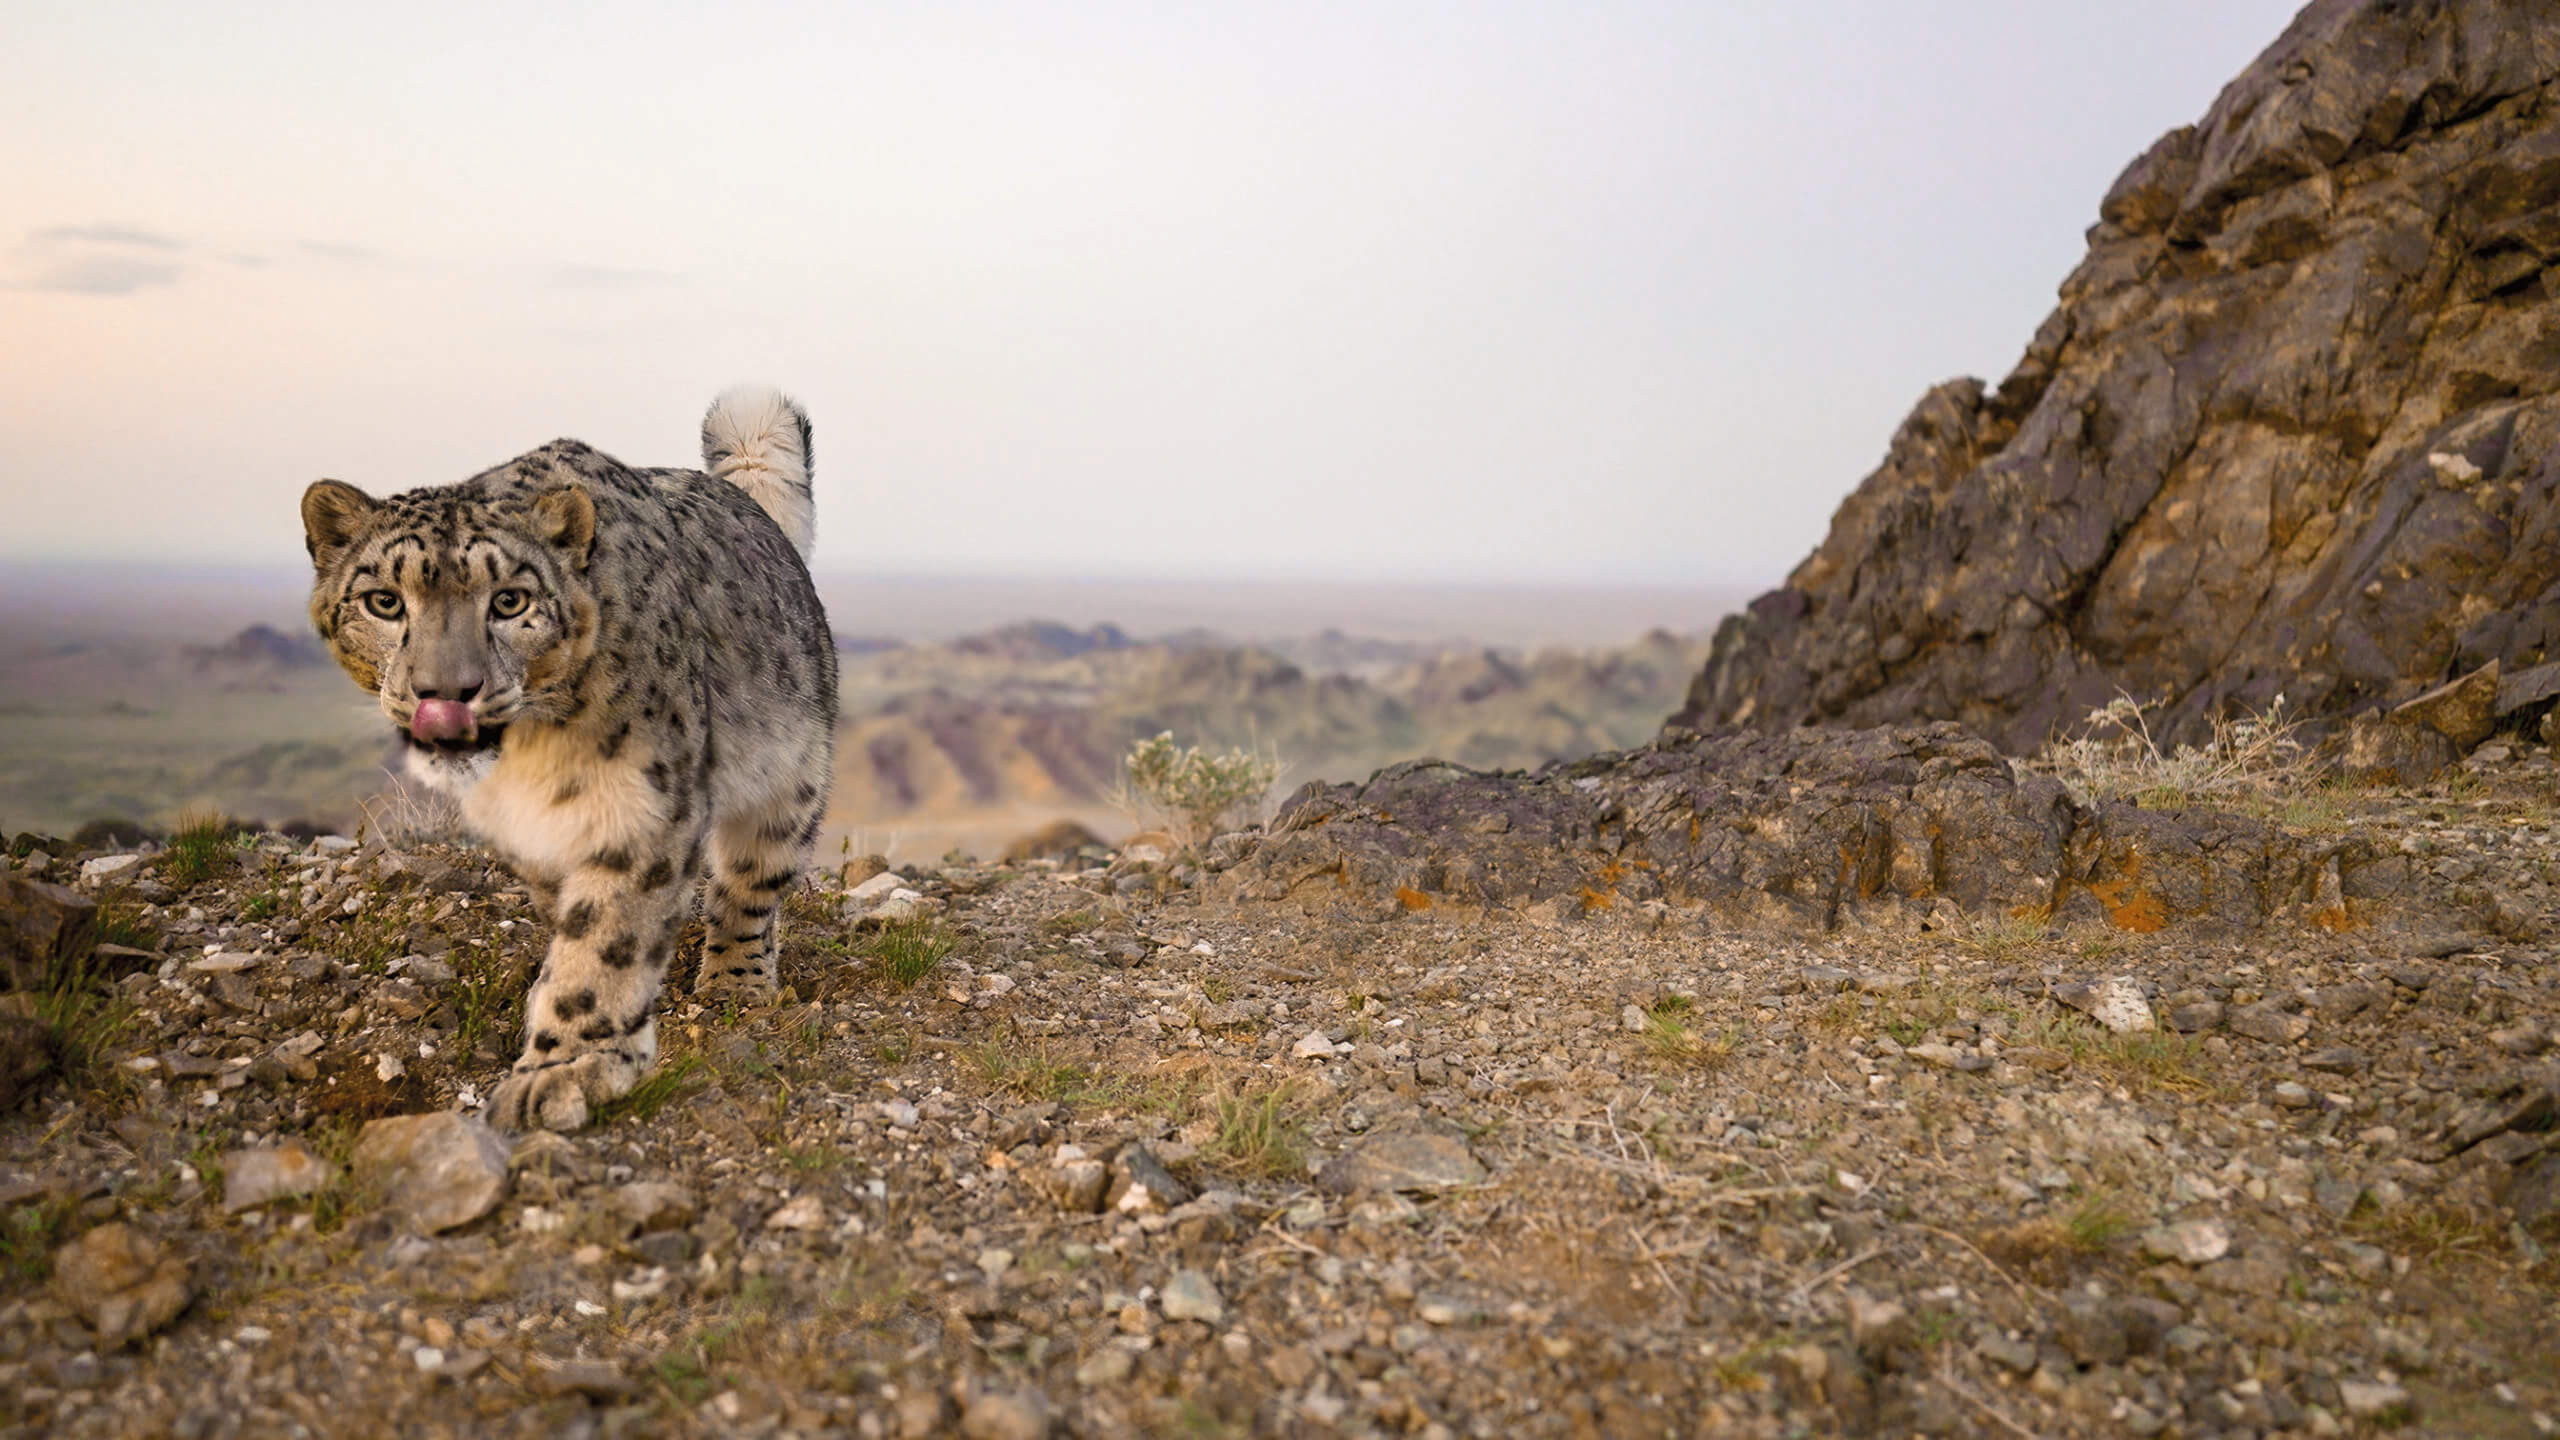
(410, 699, 477, 743)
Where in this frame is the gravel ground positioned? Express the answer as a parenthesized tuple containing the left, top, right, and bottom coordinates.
(4, 751, 2559, 1438)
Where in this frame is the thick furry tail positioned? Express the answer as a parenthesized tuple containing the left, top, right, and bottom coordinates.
(701, 385, 815, 558)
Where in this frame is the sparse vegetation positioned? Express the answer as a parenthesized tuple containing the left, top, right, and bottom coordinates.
(162, 810, 248, 887)
(2063, 1189, 2139, 1254)
(2030, 692, 2317, 812)
(858, 918, 956, 987)
(592, 1053, 709, 1126)
(1119, 731, 1281, 844)
(1204, 1081, 1308, 1178)
(1639, 995, 1734, 1070)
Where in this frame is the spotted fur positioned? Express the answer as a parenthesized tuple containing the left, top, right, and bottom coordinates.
(301, 386, 837, 1131)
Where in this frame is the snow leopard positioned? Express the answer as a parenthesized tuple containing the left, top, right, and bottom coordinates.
(300, 386, 838, 1131)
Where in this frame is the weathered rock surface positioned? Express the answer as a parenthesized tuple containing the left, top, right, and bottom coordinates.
(2, 874, 98, 993)
(51, 1222, 192, 1349)
(1238, 726, 2404, 932)
(1677, 0, 2560, 752)
(351, 1111, 510, 1234)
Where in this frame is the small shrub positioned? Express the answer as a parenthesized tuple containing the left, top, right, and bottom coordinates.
(1120, 732, 1280, 844)
(2031, 692, 2313, 810)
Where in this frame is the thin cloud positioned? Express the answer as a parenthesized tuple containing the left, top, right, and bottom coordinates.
(29, 223, 184, 250)
(299, 240, 380, 262)
(13, 223, 188, 295)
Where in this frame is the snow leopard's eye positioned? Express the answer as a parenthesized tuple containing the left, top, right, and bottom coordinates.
(489, 588, 532, 620)
(360, 590, 405, 621)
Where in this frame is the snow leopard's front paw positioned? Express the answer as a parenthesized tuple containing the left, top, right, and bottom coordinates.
(486, 1048, 646, 1132)
(691, 962, 777, 1011)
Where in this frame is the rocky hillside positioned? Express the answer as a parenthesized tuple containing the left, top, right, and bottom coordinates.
(4, 727, 2556, 1436)
(1679, 0, 2560, 752)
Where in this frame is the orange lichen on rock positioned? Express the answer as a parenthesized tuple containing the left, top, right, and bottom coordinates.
(1396, 886, 1433, 911)
(2085, 857, 2167, 933)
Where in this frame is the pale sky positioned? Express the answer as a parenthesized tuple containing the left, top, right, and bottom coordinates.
(1, 1, 2301, 586)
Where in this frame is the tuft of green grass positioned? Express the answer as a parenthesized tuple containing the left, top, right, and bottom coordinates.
(593, 1054, 710, 1127)
(2353, 1202, 2506, 1265)
(860, 918, 955, 987)
(2063, 1189, 2140, 1254)
(1, 1192, 80, 1288)
(1205, 1082, 1308, 1179)
(967, 1040, 1110, 1103)
(449, 943, 524, 1060)
(91, 896, 160, 953)
(162, 811, 247, 888)
(29, 943, 134, 1093)
(1640, 996, 1735, 1070)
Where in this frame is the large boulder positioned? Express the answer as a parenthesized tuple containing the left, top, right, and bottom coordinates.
(1677, 0, 2560, 752)
(1233, 725, 2405, 934)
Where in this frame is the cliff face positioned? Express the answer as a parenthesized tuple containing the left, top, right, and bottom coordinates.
(1678, 0, 2560, 751)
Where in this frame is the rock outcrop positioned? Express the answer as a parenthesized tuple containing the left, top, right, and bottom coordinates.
(1233, 725, 2405, 933)
(1678, 0, 2560, 752)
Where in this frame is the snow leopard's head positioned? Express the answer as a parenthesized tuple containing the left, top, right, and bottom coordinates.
(301, 477, 601, 791)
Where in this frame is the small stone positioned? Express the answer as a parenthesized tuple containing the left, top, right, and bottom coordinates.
(2303, 1046, 2364, 1073)
(1847, 1294, 1911, 1364)
(1976, 1333, 2037, 1375)
(1318, 1127, 1486, 1195)
(2139, 1218, 2232, 1266)
(1292, 1030, 1341, 1059)
(2313, 1175, 2366, 1220)
(614, 1181, 697, 1233)
(187, 952, 258, 974)
(977, 1248, 1015, 1282)
(80, 854, 142, 884)
(50, 1222, 192, 1348)
(1906, 1042, 1964, 1069)
(2338, 1379, 2410, 1419)
(220, 1141, 335, 1213)
(959, 1384, 1050, 1440)
(846, 870, 909, 902)
(352, 1111, 512, 1234)
(2274, 1081, 2315, 1109)
(1108, 1146, 1193, 1214)
(1798, 965, 1855, 994)
(1074, 1346, 1135, 1386)
(2230, 1003, 2311, 1045)
(1620, 1004, 1648, 1033)
(1038, 1157, 1110, 1213)
(533, 1358, 633, 1400)
(2167, 1001, 2226, 1033)
(2488, 1023, 2550, 1056)
(766, 1193, 827, 1231)
(2056, 1292, 2129, 1367)
(1160, 1268, 1224, 1324)
(2053, 976, 2155, 1034)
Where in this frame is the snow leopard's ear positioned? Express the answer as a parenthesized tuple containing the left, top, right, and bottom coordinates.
(529, 485, 597, 567)
(301, 480, 379, 563)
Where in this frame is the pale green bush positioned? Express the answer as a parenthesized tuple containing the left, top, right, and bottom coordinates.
(1121, 731, 1280, 843)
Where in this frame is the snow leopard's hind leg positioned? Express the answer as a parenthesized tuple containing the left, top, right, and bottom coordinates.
(694, 775, 829, 1005)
